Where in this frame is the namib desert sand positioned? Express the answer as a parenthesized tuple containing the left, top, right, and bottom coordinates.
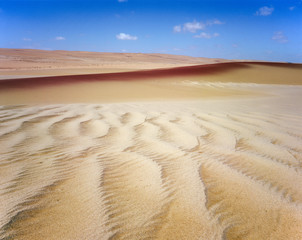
(0, 49, 302, 240)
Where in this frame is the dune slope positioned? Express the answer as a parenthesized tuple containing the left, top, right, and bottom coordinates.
(0, 62, 301, 105)
(0, 48, 229, 79)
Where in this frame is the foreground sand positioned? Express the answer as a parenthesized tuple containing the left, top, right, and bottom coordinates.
(1, 96, 302, 240)
(0, 51, 302, 239)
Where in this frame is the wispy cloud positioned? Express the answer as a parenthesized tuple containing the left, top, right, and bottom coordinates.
(173, 48, 182, 51)
(256, 6, 274, 16)
(173, 19, 224, 34)
(206, 19, 224, 26)
(272, 31, 288, 43)
(23, 38, 32, 41)
(194, 32, 219, 39)
(55, 36, 65, 40)
(173, 25, 182, 33)
(289, 6, 296, 11)
(118, 0, 127, 2)
(116, 33, 138, 40)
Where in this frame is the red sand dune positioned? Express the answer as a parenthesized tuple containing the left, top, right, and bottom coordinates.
(0, 62, 301, 90)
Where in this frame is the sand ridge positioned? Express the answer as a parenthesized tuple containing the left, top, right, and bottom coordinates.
(0, 61, 301, 105)
(0, 48, 230, 79)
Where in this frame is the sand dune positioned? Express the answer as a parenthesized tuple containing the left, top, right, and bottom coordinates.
(0, 61, 301, 105)
(0, 48, 230, 79)
(0, 49, 302, 239)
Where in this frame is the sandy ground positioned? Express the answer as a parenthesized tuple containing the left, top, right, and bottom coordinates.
(0, 49, 302, 239)
(0, 48, 230, 79)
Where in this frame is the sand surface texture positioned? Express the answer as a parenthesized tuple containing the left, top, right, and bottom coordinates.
(0, 50, 302, 239)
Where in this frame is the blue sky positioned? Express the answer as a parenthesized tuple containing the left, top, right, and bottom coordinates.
(0, 0, 301, 62)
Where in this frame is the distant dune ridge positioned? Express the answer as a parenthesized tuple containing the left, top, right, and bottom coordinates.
(0, 49, 302, 239)
(0, 48, 230, 79)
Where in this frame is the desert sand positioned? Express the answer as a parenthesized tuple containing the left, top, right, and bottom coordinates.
(0, 48, 231, 79)
(0, 49, 302, 240)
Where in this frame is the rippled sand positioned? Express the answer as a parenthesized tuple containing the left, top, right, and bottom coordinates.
(1, 86, 302, 239)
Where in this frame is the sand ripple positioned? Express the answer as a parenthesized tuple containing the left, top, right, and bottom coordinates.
(1, 102, 302, 239)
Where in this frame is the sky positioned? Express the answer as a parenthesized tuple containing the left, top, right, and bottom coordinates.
(0, 0, 301, 62)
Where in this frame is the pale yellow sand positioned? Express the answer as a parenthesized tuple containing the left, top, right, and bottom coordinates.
(1, 84, 302, 239)
(0, 50, 302, 239)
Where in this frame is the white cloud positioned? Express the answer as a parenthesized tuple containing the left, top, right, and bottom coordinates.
(55, 36, 65, 40)
(183, 21, 206, 33)
(272, 31, 288, 43)
(173, 25, 182, 33)
(256, 6, 274, 16)
(118, 0, 127, 2)
(23, 38, 32, 41)
(194, 32, 219, 39)
(289, 6, 295, 11)
(116, 33, 138, 40)
(174, 19, 224, 34)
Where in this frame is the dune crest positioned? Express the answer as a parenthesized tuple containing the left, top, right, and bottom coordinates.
(0, 48, 230, 79)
